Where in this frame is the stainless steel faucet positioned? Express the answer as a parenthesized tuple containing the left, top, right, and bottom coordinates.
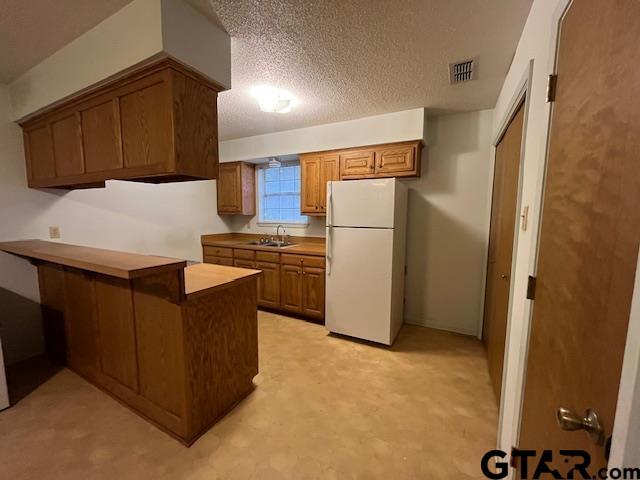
(276, 224, 287, 245)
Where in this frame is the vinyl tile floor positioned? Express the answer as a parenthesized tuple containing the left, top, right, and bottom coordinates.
(0, 311, 497, 479)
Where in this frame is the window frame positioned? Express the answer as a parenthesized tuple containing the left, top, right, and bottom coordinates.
(256, 161, 309, 227)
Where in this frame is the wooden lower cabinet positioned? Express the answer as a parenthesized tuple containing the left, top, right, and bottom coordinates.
(203, 246, 325, 320)
(302, 266, 325, 318)
(37, 264, 258, 445)
(256, 261, 280, 308)
(280, 264, 303, 313)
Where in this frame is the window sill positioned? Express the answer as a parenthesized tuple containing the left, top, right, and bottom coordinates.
(256, 222, 310, 229)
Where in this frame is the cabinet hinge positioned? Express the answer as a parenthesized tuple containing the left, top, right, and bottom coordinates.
(546, 74, 558, 102)
(526, 276, 537, 300)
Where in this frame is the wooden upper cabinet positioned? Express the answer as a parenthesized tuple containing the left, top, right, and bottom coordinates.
(24, 124, 55, 182)
(51, 113, 84, 177)
(374, 142, 422, 177)
(300, 153, 339, 215)
(339, 149, 375, 179)
(217, 162, 256, 215)
(81, 99, 122, 173)
(337, 140, 423, 180)
(19, 58, 223, 189)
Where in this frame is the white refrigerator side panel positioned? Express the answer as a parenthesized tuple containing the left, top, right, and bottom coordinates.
(327, 178, 396, 228)
(389, 181, 408, 343)
(325, 227, 393, 344)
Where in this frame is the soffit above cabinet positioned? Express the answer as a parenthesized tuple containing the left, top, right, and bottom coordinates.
(8, 0, 231, 122)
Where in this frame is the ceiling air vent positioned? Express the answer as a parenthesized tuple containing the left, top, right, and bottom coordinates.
(449, 59, 476, 84)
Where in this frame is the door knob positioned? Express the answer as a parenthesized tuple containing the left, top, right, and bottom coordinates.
(556, 407, 604, 445)
(501, 274, 508, 279)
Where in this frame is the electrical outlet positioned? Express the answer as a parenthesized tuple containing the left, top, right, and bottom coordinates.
(49, 226, 61, 239)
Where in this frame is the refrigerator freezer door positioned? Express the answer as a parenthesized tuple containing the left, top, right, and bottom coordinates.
(325, 226, 393, 344)
(327, 178, 396, 228)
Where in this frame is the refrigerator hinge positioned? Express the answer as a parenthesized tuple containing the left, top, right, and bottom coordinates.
(526, 276, 537, 300)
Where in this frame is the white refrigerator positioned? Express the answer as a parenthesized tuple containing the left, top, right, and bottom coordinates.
(325, 178, 408, 345)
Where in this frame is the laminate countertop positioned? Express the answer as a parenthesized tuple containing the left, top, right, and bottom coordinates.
(0, 239, 186, 279)
(201, 233, 326, 257)
(184, 263, 261, 300)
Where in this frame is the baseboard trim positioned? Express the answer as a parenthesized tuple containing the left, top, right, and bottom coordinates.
(404, 316, 477, 337)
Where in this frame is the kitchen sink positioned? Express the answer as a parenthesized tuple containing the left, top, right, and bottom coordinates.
(244, 240, 296, 248)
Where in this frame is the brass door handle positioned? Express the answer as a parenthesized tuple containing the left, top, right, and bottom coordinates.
(556, 407, 604, 445)
(501, 274, 508, 279)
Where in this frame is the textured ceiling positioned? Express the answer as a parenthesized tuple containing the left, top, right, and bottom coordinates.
(0, 0, 532, 141)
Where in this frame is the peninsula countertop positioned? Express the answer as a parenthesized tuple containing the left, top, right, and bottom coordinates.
(201, 233, 326, 257)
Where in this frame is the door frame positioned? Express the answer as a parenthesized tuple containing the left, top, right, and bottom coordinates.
(503, 0, 640, 470)
(480, 60, 532, 440)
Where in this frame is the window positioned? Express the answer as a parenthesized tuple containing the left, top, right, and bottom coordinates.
(257, 162, 308, 225)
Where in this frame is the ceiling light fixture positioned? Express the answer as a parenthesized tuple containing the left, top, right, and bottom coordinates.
(250, 85, 297, 113)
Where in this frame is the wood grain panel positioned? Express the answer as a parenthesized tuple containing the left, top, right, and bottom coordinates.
(182, 279, 258, 441)
(37, 263, 67, 362)
(172, 70, 218, 179)
(482, 101, 524, 402)
(133, 271, 186, 418)
(94, 275, 139, 392)
(120, 80, 172, 170)
(64, 268, 99, 381)
(25, 124, 55, 181)
(302, 266, 325, 319)
(256, 261, 280, 308)
(233, 249, 255, 260)
(339, 149, 375, 179)
(203, 255, 234, 266)
(518, 0, 640, 470)
(255, 251, 279, 263)
(81, 99, 122, 172)
(301, 154, 321, 214)
(319, 154, 339, 213)
(203, 246, 233, 258)
(374, 143, 417, 177)
(51, 113, 84, 176)
(280, 264, 303, 313)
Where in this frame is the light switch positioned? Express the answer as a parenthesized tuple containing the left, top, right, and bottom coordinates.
(49, 226, 61, 239)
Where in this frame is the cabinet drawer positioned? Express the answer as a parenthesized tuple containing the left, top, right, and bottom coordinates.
(203, 255, 233, 266)
(256, 251, 280, 262)
(233, 249, 255, 260)
(203, 246, 233, 258)
(281, 254, 325, 268)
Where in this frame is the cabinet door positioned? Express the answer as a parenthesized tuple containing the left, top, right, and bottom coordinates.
(256, 261, 280, 308)
(280, 264, 303, 313)
(300, 155, 321, 214)
(64, 268, 100, 381)
(339, 149, 375, 179)
(319, 154, 339, 213)
(25, 124, 55, 183)
(302, 266, 326, 319)
(81, 99, 123, 172)
(120, 81, 172, 170)
(217, 163, 242, 213)
(94, 275, 139, 392)
(51, 113, 84, 177)
(374, 143, 417, 177)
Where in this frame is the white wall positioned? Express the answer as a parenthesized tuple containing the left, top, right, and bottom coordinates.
(403, 110, 493, 335)
(9, 0, 230, 121)
(219, 108, 427, 162)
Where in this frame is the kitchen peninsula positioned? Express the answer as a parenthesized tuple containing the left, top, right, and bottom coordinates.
(0, 240, 260, 445)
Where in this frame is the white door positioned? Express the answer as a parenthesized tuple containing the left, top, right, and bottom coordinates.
(327, 178, 396, 228)
(326, 226, 394, 344)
